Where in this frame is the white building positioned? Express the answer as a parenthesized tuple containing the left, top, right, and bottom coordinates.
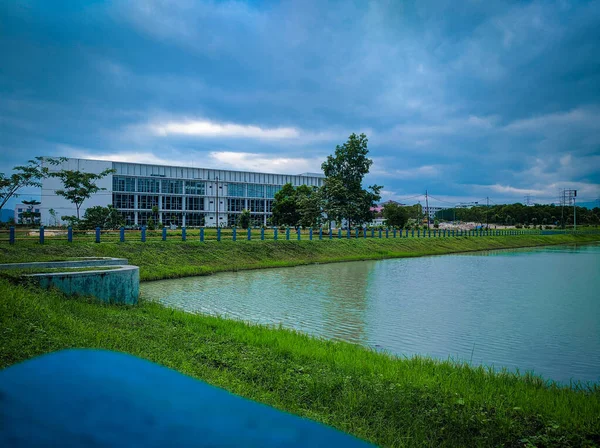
(425, 206, 447, 221)
(14, 203, 41, 225)
(41, 158, 325, 227)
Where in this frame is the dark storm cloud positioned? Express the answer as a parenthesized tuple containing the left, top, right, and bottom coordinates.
(1, 0, 598, 208)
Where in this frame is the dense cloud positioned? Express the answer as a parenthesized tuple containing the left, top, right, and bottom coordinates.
(1, 0, 599, 208)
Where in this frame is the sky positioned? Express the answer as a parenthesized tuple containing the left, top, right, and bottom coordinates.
(1, 0, 599, 209)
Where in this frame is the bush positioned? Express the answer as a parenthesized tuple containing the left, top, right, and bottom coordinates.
(515, 224, 523, 229)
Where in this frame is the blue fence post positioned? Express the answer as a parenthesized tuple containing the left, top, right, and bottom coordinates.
(141, 226, 146, 242)
(309, 228, 313, 240)
(371, 228, 375, 238)
(363, 227, 367, 239)
(162, 227, 167, 241)
(346, 228, 350, 239)
(67, 226, 73, 243)
(182, 227, 186, 241)
(355, 228, 359, 239)
(386, 228, 389, 238)
(120, 226, 125, 242)
(286, 227, 290, 240)
(200, 227, 204, 242)
(338, 228, 342, 239)
(248, 227, 252, 241)
(297, 227, 301, 241)
(417, 229, 420, 238)
(261, 227, 265, 240)
(329, 228, 332, 239)
(319, 227, 322, 240)
(217, 227, 221, 242)
(393, 228, 396, 238)
(9, 226, 15, 244)
(428, 230, 431, 238)
(378, 228, 382, 239)
(233, 227, 237, 241)
(274, 227, 278, 241)
(38, 226, 44, 244)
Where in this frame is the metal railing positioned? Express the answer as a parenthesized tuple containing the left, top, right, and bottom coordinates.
(1, 226, 597, 245)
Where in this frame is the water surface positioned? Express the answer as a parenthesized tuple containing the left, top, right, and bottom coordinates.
(141, 244, 600, 383)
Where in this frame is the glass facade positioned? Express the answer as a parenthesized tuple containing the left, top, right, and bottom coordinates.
(265, 185, 281, 198)
(138, 195, 159, 209)
(228, 183, 245, 197)
(113, 193, 135, 209)
(185, 181, 205, 195)
(161, 179, 183, 195)
(186, 197, 204, 211)
(247, 184, 264, 198)
(113, 176, 136, 192)
(105, 160, 323, 227)
(228, 198, 245, 212)
(163, 196, 182, 210)
(138, 178, 160, 193)
(248, 199, 264, 213)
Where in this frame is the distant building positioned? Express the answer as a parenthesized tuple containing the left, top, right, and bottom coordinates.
(14, 203, 41, 225)
(41, 157, 325, 227)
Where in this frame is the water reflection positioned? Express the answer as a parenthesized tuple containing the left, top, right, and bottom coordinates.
(142, 243, 600, 383)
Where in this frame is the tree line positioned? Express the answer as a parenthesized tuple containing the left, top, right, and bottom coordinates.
(435, 203, 600, 227)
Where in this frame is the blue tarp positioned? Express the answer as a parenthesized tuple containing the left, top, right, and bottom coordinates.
(0, 349, 372, 447)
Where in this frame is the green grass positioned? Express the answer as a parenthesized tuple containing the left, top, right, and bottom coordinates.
(1, 234, 599, 281)
(1, 279, 599, 447)
(2, 234, 600, 446)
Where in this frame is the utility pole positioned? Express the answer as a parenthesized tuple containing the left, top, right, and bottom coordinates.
(425, 190, 430, 229)
(573, 190, 577, 231)
(486, 197, 489, 229)
(215, 176, 219, 228)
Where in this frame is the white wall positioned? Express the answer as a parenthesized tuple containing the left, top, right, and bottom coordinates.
(41, 158, 113, 225)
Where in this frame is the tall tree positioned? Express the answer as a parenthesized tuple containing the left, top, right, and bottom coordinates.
(382, 202, 409, 228)
(52, 168, 115, 219)
(0, 157, 64, 211)
(321, 133, 382, 226)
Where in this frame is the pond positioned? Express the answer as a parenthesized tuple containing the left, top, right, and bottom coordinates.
(141, 243, 600, 384)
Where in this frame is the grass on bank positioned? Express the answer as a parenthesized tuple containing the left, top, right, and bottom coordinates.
(1, 279, 599, 447)
(1, 234, 599, 281)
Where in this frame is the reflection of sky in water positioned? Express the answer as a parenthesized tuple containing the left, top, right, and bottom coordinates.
(142, 244, 600, 383)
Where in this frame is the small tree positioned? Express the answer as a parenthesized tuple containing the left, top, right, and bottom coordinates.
(80, 205, 124, 230)
(151, 205, 159, 223)
(382, 202, 408, 228)
(52, 168, 115, 219)
(239, 209, 251, 229)
(48, 208, 59, 226)
(0, 157, 64, 212)
(147, 216, 155, 230)
(20, 199, 41, 225)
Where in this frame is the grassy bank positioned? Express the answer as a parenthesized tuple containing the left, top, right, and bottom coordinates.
(1, 279, 599, 447)
(1, 234, 599, 281)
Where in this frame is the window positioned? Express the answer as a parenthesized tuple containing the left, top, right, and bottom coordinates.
(163, 196, 182, 210)
(247, 184, 264, 198)
(265, 185, 282, 199)
(186, 213, 205, 227)
(250, 214, 264, 227)
(248, 199, 264, 213)
(228, 183, 245, 197)
(138, 195, 159, 209)
(186, 197, 204, 211)
(138, 178, 160, 193)
(161, 179, 183, 195)
(265, 200, 274, 213)
(228, 198, 245, 212)
(113, 194, 135, 209)
(18, 208, 22, 212)
(113, 176, 135, 192)
(185, 181, 205, 195)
